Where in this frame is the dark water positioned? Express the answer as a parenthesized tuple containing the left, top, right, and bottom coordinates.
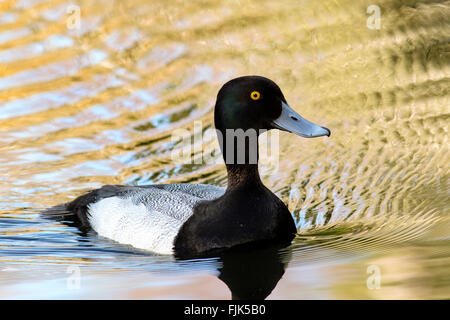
(0, 0, 448, 299)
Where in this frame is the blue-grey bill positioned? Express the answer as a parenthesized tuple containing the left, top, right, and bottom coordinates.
(271, 102, 331, 138)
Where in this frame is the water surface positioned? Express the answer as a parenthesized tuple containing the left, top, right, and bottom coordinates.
(0, 0, 449, 299)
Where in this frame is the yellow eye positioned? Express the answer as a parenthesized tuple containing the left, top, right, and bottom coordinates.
(250, 91, 261, 100)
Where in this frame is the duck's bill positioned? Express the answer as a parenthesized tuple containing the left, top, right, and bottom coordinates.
(271, 101, 330, 138)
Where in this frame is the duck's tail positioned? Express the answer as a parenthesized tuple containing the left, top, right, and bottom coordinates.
(41, 203, 72, 217)
(40, 185, 126, 229)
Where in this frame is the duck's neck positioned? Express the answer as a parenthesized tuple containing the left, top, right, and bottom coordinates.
(217, 128, 263, 190)
(226, 163, 262, 189)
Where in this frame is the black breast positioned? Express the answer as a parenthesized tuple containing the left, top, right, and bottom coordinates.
(173, 184, 296, 258)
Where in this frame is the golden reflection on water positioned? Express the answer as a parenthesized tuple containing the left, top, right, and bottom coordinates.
(0, 0, 448, 299)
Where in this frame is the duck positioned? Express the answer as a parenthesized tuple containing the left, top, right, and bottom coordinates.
(43, 75, 330, 258)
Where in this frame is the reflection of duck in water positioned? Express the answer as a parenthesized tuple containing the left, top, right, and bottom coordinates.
(216, 244, 291, 300)
(43, 76, 330, 258)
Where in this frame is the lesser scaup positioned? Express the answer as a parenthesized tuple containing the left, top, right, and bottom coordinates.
(43, 76, 330, 258)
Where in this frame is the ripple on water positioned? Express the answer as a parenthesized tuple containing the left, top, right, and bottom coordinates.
(0, 0, 448, 299)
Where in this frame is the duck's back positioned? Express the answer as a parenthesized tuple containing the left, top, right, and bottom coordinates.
(43, 184, 225, 254)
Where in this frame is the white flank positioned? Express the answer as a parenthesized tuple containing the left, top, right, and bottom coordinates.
(88, 197, 184, 254)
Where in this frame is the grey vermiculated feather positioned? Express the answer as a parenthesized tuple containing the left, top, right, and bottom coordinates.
(76, 184, 225, 254)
